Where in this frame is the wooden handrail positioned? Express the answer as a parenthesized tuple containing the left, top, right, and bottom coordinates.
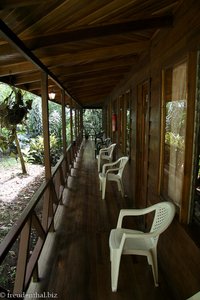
(0, 180, 48, 263)
(0, 136, 83, 293)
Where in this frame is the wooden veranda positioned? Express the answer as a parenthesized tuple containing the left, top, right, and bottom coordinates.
(1, 1, 200, 299)
(25, 140, 174, 300)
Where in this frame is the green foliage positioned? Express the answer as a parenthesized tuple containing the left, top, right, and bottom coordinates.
(49, 103, 62, 148)
(0, 263, 16, 289)
(165, 132, 184, 150)
(26, 95, 42, 137)
(65, 107, 71, 143)
(165, 100, 186, 151)
(26, 136, 44, 164)
(26, 135, 62, 166)
(0, 82, 72, 167)
(50, 135, 62, 165)
(166, 100, 186, 133)
(0, 134, 9, 153)
(83, 109, 102, 136)
(0, 128, 16, 154)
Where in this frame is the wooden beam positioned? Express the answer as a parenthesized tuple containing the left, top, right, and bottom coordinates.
(25, 16, 173, 49)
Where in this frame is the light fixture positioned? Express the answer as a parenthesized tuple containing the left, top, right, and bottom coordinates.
(48, 92, 56, 100)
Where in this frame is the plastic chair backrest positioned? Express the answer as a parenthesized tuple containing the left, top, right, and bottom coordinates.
(105, 138, 111, 147)
(117, 156, 129, 177)
(150, 202, 175, 237)
(105, 143, 116, 158)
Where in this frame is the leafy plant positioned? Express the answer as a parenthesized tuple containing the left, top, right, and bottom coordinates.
(26, 135, 62, 166)
(26, 136, 44, 164)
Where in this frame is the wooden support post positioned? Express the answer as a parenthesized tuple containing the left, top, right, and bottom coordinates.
(61, 90, 69, 189)
(70, 99, 73, 144)
(80, 108, 83, 139)
(41, 72, 51, 180)
(41, 71, 54, 232)
(61, 90, 67, 155)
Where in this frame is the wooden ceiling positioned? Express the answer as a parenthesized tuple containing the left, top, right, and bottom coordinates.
(0, 0, 181, 108)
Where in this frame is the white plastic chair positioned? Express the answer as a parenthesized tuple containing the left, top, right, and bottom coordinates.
(187, 291, 200, 300)
(99, 156, 129, 200)
(97, 143, 116, 172)
(109, 201, 175, 292)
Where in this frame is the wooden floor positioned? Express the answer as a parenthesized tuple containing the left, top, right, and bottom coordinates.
(26, 140, 175, 300)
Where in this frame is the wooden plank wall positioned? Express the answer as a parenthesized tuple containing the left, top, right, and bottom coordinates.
(107, 0, 200, 298)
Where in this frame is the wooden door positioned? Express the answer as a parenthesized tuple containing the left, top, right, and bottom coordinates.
(136, 80, 150, 207)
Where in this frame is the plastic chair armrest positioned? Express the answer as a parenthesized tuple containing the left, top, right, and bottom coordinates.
(102, 160, 119, 173)
(118, 232, 154, 251)
(105, 167, 120, 175)
(117, 208, 154, 228)
(99, 148, 109, 154)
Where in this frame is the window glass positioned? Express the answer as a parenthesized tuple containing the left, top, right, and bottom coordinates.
(161, 62, 187, 207)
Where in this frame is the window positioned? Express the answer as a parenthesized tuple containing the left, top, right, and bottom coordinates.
(161, 61, 187, 208)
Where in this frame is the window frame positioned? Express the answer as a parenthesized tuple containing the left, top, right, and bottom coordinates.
(159, 54, 197, 224)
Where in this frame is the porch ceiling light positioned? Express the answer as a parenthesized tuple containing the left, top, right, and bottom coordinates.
(49, 92, 56, 100)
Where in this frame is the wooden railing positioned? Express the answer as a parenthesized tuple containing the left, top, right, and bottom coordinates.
(0, 135, 83, 295)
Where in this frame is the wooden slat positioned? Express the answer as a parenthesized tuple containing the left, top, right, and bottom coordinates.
(0, 0, 46, 9)
(32, 213, 45, 239)
(14, 219, 31, 293)
(35, 42, 149, 68)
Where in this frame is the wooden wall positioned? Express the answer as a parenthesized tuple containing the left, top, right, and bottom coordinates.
(107, 0, 200, 298)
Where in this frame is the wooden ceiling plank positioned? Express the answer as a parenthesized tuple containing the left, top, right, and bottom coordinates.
(14, 73, 41, 86)
(0, 73, 40, 86)
(66, 80, 120, 90)
(0, 19, 80, 106)
(152, 2, 180, 15)
(40, 42, 149, 68)
(52, 56, 137, 76)
(0, 62, 37, 76)
(19, 0, 84, 37)
(3, 1, 66, 37)
(0, 0, 45, 10)
(70, 0, 139, 26)
(46, 1, 109, 34)
(61, 67, 130, 82)
(54, 54, 138, 77)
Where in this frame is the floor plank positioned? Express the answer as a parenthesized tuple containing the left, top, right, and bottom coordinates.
(26, 140, 175, 300)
